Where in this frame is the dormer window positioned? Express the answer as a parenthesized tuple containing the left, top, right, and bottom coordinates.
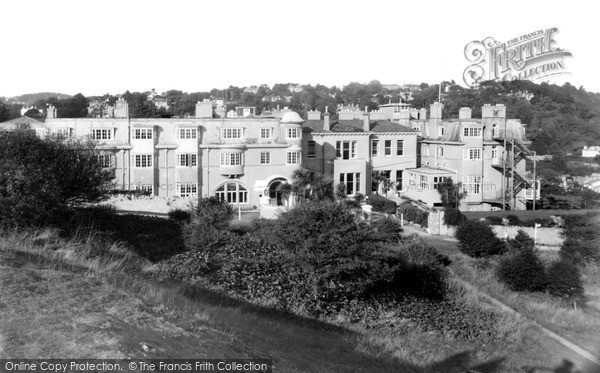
(133, 128, 153, 139)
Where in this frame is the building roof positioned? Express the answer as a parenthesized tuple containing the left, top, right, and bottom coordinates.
(0, 116, 46, 130)
(280, 111, 304, 124)
(303, 119, 417, 134)
(406, 167, 455, 175)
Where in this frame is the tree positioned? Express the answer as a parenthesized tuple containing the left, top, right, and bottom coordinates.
(497, 248, 547, 292)
(0, 131, 113, 226)
(455, 219, 506, 257)
(438, 178, 465, 208)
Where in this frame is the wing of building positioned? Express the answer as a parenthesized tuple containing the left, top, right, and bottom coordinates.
(1, 100, 538, 211)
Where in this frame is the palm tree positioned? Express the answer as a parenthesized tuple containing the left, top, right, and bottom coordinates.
(276, 182, 293, 209)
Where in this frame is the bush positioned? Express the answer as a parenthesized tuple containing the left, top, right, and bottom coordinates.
(455, 220, 506, 257)
(497, 249, 547, 292)
(367, 195, 397, 214)
(485, 215, 503, 225)
(443, 208, 466, 226)
(397, 203, 429, 227)
(506, 230, 535, 253)
(0, 131, 112, 227)
(168, 209, 191, 224)
(506, 214, 521, 226)
(546, 260, 584, 299)
(559, 238, 599, 265)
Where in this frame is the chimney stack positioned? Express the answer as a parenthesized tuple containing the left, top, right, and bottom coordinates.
(324, 111, 330, 131)
(46, 105, 57, 119)
(363, 113, 370, 132)
(459, 107, 472, 119)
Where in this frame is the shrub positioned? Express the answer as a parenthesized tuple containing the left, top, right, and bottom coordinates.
(195, 197, 233, 230)
(506, 230, 535, 253)
(368, 195, 397, 214)
(397, 203, 429, 227)
(184, 197, 234, 250)
(455, 220, 506, 257)
(168, 209, 191, 224)
(370, 217, 403, 242)
(443, 208, 466, 226)
(485, 215, 503, 225)
(0, 131, 112, 226)
(506, 214, 521, 226)
(497, 249, 547, 292)
(559, 238, 599, 265)
(546, 260, 584, 299)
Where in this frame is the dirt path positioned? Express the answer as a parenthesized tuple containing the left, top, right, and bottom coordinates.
(402, 226, 600, 369)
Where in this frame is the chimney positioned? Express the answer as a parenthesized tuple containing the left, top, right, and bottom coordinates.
(459, 107, 472, 119)
(195, 99, 213, 118)
(307, 110, 321, 120)
(363, 113, 370, 132)
(114, 98, 129, 118)
(323, 111, 330, 131)
(46, 105, 57, 119)
(430, 102, 443, 119)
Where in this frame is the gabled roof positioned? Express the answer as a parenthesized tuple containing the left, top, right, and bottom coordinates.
(0, 116, 46, 130)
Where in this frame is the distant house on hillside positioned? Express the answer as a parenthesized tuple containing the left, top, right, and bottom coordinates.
(582, 146, 600, 158)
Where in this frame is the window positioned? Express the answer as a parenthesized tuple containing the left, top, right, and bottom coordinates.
(339, 172, 361, 195)
(287, 128, 301, 138)
(178, 128, 197, 139)
(437, 146, 444, 157)
(334, 141, 357, 159)
(220, 153, 243, 166)
(133, 154, 153, 168)
(463, 148, 482, 160)
(260, 152, 271, 165)
(90, 128, 112, 140)
(463, 127, 482, 137)
(134, 184, 154, 194)
(372, 139, 379, 156)
(384, 140, 392, 156)
(260, 128, 272, 139)
(419, 175, 428, 190)
(462, 176, 482, 193)
(440, 127, 445, 136)
(491, 147, 498, 159)
(133, 128, 153, 139)
(54, 128, 70, 140)
(177, 153, 197, 167)
(287, 151, 301, 164)
(178, 183, 198, 197)
(97, 154, 113, 168)
(396, 170, 403, 190)
(396, 140, 404, 156)
(307, 141, 316, 159)
(433, 176, 450, 190)
(215, 182, 248, 203)
(221, 128, 243, 139)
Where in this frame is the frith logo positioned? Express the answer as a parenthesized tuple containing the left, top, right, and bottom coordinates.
(463, 28, 572, 87)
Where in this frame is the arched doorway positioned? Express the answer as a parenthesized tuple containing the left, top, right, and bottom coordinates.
(268, 178, 288, 206)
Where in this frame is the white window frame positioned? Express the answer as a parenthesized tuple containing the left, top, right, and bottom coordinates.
(215, 182, 248, 204)
(384, 140, 392, 156)
(339, 172, 361, 195)
(134, 184, 154, 194)
(286, 151, 301, 164)
(396, 140, 404, 156)
(260, 152, 271, 165)
(220, 153, 244, 166)
(463, 148, 482, 160)
(97, 154, 113, 168)
(178, 183, 198, 197)
(90, 128, 112, 141)
(372, 139, 379, 157)
(133, 154, 153, 168)
(286, 128, 301, 139)
(177, 128, 197, 139)
(260, 128, 272, 139)
(221, 128, 243, 139)
(463, 127, 482, 137)
(177, 153, 197, 167)
(133, 128, 153, 140)
(462, 176, 482, 194)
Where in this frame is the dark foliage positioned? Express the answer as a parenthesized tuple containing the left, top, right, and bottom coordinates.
(455, 220, 506, 257)
(559, 238, 599, 265)
(546, 260, 584, 299)
(58, 207, 186, 262)
(397, 203, 429, 227)
(0, 131, 112, 227)
(485, 216, 504, 225)
(367, 195, 398, 214)
(506, 230, 535, 253)
(497, 249, 547, 292)
(443, 208, 466, 226)
(168, 209, 191, 224)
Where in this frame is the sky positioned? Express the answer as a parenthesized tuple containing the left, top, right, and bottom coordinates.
(1, 0, 598, 97)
